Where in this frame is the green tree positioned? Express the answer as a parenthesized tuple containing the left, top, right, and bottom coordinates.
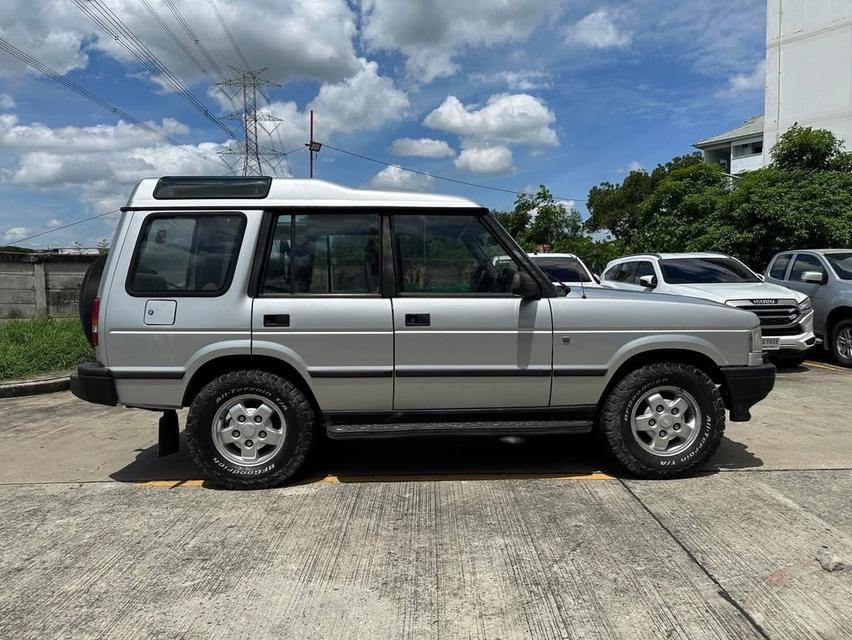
(495, 185, 582, 248)
(770, 123, 845, 170)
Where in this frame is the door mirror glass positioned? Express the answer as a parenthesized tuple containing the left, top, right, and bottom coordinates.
(638, 274, 657, 288)
(512, 270, 541, 299)
(801, 270, 825, 284)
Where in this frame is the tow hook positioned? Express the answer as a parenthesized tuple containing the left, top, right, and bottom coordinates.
(158, 410, 180, 457)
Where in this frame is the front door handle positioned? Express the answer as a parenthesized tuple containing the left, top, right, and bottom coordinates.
(405, 313, 430, 327)
(263, 314, 290, 327)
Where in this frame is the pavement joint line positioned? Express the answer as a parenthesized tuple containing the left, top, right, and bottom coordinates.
(617, 478, 771, 640)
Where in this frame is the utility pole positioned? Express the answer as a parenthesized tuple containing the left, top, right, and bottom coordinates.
(305, 110, 323, 178)
(218, 67, 282, 175)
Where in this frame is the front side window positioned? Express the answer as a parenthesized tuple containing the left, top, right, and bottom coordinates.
(659, 257, 759, 284)
(128, 214, 245, 295)
(261, 213, 380, 294)
(769, 254, 792, 280)
(393, 214, 519, 294)
(824, 252, 852, 280)
(635, 261, 655, 281)
(789, 254, 825, 282)
(531, 256, 591, 283)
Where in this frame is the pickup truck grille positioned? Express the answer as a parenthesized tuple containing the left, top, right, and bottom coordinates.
(729, 301, 800, 329)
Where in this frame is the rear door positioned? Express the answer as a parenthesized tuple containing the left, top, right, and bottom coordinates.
(251, 211, 393, 412)
(390, 212, 552, 410)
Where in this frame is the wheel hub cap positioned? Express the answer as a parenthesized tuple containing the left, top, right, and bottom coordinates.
(630, 385, 702, 457)
(212, 394, 286, 467)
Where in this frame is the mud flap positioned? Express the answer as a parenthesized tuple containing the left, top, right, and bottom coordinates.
(158, 410, 180, 457)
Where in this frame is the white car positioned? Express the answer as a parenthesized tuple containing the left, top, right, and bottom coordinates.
(602, 252, 816, 361)
(527, 252, 600, 296)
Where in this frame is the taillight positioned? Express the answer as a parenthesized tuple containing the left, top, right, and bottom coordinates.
(91, 298, 100, 347)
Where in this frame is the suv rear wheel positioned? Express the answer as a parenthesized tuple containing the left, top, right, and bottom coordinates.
(186, 370, 314, 489)
(830, 318, 852, 368)
(599, 362, 725, 478)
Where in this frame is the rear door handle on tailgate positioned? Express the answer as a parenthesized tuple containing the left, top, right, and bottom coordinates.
(263, 314, 290, 327)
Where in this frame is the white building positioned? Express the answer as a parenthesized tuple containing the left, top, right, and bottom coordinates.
(695, 0, 852, 172)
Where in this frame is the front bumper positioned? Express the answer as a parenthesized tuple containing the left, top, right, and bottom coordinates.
(70, 362, 117, 406)
(768, 311, 815, 352)
(719, 362, 776, 422)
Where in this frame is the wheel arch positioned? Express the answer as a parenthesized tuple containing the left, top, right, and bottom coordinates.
(826, 305, 852, 337)
(597, 348, 727, 415)
(181, 354, 320, 417)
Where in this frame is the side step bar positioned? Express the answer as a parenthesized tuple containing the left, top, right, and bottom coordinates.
(327, 420, 594, 439)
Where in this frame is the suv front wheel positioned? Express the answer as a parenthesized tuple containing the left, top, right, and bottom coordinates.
(599, 362, 725, 478)
(186, 370, 314, 489)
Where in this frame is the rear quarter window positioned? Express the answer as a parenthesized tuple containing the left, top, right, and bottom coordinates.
(127, 213, 246, 296)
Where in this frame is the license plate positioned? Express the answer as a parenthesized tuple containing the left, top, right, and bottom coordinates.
(761, 337, 781, 350)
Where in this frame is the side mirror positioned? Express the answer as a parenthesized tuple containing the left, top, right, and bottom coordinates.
(513, 270, 542, 300)
(801, 270, 826, 284)
(638, 274, 658, 288)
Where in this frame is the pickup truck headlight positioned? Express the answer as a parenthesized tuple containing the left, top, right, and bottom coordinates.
(749, 326, 762, 352)
(797, 298, 812, 313)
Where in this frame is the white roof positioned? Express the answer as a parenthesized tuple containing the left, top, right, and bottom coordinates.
(528, 252, 579, 259)
(126, 177, 483, 209)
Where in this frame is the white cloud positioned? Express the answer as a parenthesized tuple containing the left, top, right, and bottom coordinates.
(45, 218, 63, 228)
(360, 0, 560, 82)
(565, 9, 632, 49)
(2, 226, 31, 242)
(0, 114, 230, 210)
(369, 165, 435, 191)
(470, 70, 552, 91)
(424, 94, 558, 148)
(628, 160, 644, 172)
(0, 93, 15, 109)
(454, 146, 514, 175)
(0, 0, 361, 86)
(718, 60, 765, 97)
(391, 138, 455, 158)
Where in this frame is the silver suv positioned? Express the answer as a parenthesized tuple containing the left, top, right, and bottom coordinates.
(765, 249, 852, 367)
(71, 177, 775, 488)
(602, 252, 815, 363)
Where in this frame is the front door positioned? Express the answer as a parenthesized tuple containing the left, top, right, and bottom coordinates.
(390, 213, 552, 410)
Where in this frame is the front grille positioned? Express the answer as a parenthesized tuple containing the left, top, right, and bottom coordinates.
(730, 301, 800, 329)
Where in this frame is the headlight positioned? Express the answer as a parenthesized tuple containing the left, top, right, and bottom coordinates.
(797, 298, 812, 312)
(750, 326, 762, 352)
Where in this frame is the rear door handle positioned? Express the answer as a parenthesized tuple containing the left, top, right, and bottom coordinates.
(405, 313, 431, 327)
(263, 314, 290, 327)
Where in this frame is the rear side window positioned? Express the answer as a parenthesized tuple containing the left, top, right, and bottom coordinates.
(769, 254, 792, 280)
(603, 265, 621, 280)
(127, 214, 245, 296)
(261, 213, 380, 294)
(613, 261, 638, 282)
(789, 254, 825, 282)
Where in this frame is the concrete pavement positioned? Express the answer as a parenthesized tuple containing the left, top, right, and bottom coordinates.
(0, 361, 850, 639)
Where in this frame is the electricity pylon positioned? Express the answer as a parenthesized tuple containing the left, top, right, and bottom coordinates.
(217, 67, 283, 175)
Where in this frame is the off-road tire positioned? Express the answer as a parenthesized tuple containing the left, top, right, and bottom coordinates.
(829, 318, 852, 368)
(599, 362, 725, 479)
(78, 254, 107, 346)
(186, 370, 314, 489)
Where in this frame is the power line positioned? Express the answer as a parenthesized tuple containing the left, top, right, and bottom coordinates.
(0, 37, 223, 168)
(321, 143, 588, 203)
(161, 0, 230, 84)
(206, 0, 250, 68)
(139, 0, 233, 106)
(3, 210, 120, 247)
(70, 0, 238, 142)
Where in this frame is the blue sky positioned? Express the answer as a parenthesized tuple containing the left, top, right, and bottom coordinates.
(0, 0, 766, 248)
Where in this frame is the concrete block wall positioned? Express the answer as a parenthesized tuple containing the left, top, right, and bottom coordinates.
(0, 252, 100, 319)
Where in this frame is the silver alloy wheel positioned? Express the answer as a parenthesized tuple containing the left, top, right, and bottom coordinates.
(212, 394, 286, 467)
(837, 327, 852, 359)
(630, 385, 702, 457)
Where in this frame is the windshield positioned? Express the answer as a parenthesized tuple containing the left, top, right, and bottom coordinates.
(825, 252, 852, 280)
(659, 257, 759, 284)
(531, 256, 591, 282)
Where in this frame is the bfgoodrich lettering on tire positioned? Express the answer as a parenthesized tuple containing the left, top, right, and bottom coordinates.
(186, 370, 314, 489)
(599, 362, 725, 479)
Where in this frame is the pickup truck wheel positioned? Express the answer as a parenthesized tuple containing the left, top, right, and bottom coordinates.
(830, 318, 852, 367)
(185, 370, 314, 489)
(599, 362, 725, 479)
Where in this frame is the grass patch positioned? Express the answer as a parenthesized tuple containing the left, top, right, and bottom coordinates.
(0, 318, 93, 381)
